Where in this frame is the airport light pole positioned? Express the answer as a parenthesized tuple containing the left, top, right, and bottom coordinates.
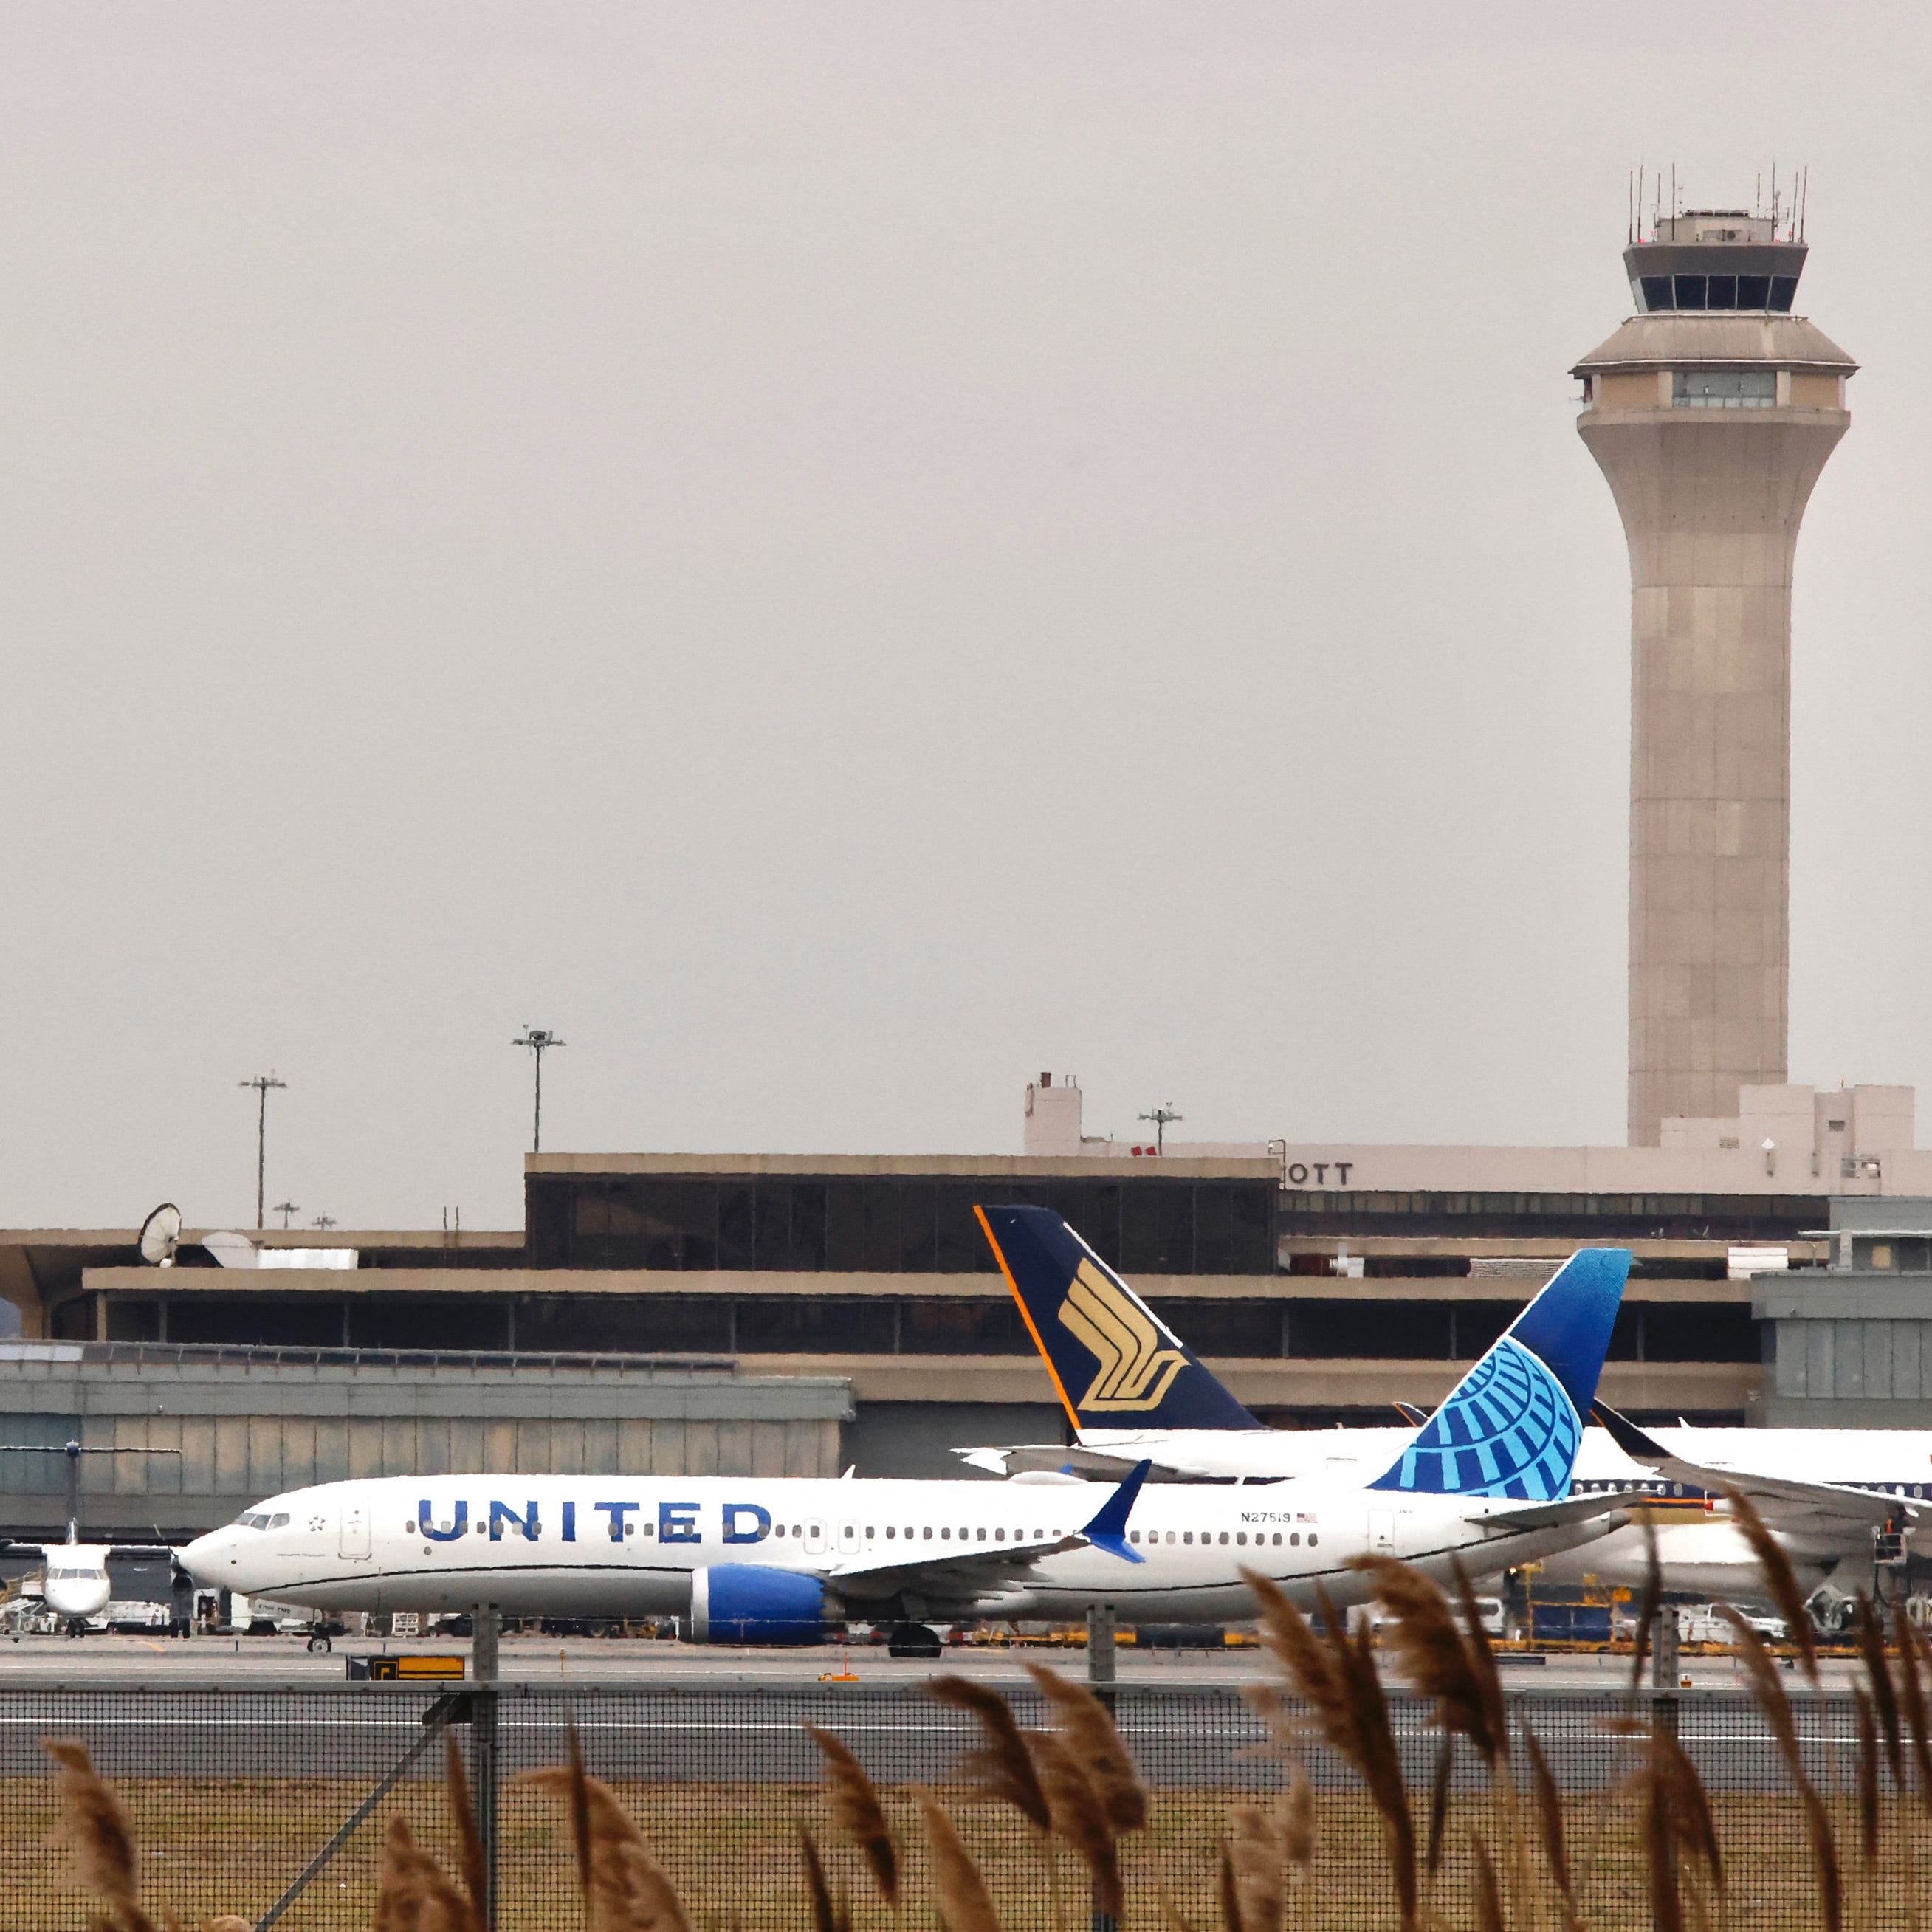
(239, 1073, 287, 1231)
(1138, 1102, 1182, 1153)
(512, 1028, 565, 1152)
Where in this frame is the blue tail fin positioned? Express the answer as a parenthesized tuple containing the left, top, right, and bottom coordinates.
(1367, 1247, 1630, 1501)
(975, 1206, 1260, 1431)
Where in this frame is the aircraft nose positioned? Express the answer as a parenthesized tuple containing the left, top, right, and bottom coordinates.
(180, 1528, 234, 1582)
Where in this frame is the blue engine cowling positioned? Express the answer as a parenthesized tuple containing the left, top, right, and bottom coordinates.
(687, 1565, 836, 1645)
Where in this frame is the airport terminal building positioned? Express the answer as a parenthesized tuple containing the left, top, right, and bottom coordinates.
(6, 1079, 1906, 1539)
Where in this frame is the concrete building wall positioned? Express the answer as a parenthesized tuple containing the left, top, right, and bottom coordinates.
(0, 1346, 851, 1538)
(1573, 306, 1854, 1146)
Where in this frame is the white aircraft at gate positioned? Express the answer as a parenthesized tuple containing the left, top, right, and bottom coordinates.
(181, 1242, 1633, 1638)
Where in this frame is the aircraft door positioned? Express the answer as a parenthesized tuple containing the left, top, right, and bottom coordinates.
(340, 1500, 371, 1561)
(1368, 1509, 1395, 1553)
(839, 1521, 859, 1554)
(805, 1520, 826, 1555)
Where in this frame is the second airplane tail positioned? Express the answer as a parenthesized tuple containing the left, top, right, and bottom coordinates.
(1368, 1247, 1631, 1502)
(975, 1205, 1261, 1431)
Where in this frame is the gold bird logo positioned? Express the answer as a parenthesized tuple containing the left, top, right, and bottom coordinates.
(1058, 1259, 1188, 1412)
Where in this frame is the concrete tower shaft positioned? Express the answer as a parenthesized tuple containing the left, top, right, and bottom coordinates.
(1572, 214, 1854, 1146)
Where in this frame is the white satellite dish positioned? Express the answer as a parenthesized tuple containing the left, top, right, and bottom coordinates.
(202, 1230, 259, 1270)
(137, 1203, 183, 1268)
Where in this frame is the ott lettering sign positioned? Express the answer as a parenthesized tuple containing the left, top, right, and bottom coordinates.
(1284, 1161, 1354, 1187)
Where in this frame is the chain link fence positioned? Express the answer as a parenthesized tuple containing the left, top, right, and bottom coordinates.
(0, 1677, 1912, 1931)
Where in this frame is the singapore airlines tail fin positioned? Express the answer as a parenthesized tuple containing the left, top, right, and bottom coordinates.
(1369, 1248, 1631, 1502)
(975, 1205, 1260, 1431)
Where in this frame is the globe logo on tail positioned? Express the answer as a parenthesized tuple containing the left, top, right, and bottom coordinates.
(1380, 1336, 1582, 1501)
(1058, 1259, 1189, 1412)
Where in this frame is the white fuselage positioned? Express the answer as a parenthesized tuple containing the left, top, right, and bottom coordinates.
(1053, 1423, 1932, 1598)
(32, 1547, 114, 1621)
(182, 1473, 1622, 1626)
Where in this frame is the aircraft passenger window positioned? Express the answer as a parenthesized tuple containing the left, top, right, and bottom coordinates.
(1166, 1532, 1175, 1545)
(1218, 1532, 1229, 1545)
(1291, 1533, 1299, 1546)
(884, 1527, 894, 1539)
(1309, 1534, 1318, 1547)
(995, 1528, 1005, 1541)
(976, 1528, 986, 1541)
(1273, 1533, 1282, 1546)
(866, 1527, 875, 1538)
(1128, 1531, 1138, 1544)
(941, 1527, 952, 1540)
(774, 1525, 785, 1538)
(923, 1527, 933, 1540)
(1236, 1532, 1247, 1545)
(641, 1522, 653, 1538)
(475, 1521, 486, 1533)
(406, 1522, 416, 1534)
(1183, 1532, 1194, 1544)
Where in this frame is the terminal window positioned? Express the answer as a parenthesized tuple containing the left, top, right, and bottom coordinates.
(1674, 369, 1777, 408)
(528, 1175, 1275, 1275)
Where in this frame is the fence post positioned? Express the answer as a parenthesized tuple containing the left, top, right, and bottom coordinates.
(1085, 1604, 1118, 1932)
(472, 1603, 501, 1930)
(1087, 1602, 1116, 1686)
(1650, 1605, 1680, 1693)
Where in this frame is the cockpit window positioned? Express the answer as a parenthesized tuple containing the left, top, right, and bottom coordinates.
(267, 1513, 290, 1530)
(233, 1511, 272, 1530)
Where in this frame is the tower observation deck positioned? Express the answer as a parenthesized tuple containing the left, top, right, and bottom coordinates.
(1572, 204, 1855, 1146)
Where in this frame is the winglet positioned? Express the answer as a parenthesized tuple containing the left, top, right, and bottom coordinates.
(1592, 1401, 1671, 1466)
(1079, 1459, 1152, 1564)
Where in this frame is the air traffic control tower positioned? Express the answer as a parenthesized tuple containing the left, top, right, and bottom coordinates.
(1573, 204, 1855, 1146)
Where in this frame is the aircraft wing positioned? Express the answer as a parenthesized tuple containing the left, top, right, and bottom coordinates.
(955, 1443, 1209, 1480)
(825, 1460, 1151, 1602)
(1595, 1404, 1911, 1531)
(1466, 1494, 1631, 1534)
(0, 1540, 173, 1561)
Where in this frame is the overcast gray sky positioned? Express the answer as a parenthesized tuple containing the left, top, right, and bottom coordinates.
(4, 4, 1931, 1231)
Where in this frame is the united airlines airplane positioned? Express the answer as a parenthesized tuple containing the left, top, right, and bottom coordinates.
(182, 1234, 1632, 1639)
(963, 1207, 1919, 1615)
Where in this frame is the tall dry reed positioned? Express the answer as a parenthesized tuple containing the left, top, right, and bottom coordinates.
(916, 1791, 1003, 1932)
(1722, 1486, 1819, 1684)
(1025, 1725, 1124, 1920)
(1714, 1603, 1837, 1932)
(1241, 1569, 1416, 1931)
(41, 1739, 159, 1932)
(1022, 1663, 1149, 1836)
(1220, 1803, 1285, 1932)
(804, 1723, 901, 1907)
(520, 1739, 692, 1932)
(798, 1822, 850, 1932)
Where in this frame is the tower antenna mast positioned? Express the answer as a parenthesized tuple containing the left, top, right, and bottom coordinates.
(238, 1073, 287, 1232)
(512, 1028, 567, 1153)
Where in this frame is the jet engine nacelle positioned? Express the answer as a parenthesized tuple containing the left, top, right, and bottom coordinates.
(687, 1565, 838, 1645)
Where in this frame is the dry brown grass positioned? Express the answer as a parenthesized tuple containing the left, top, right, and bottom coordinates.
(16, 1769, 1932, 1932)
(27, 1553, 1932, 1932)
